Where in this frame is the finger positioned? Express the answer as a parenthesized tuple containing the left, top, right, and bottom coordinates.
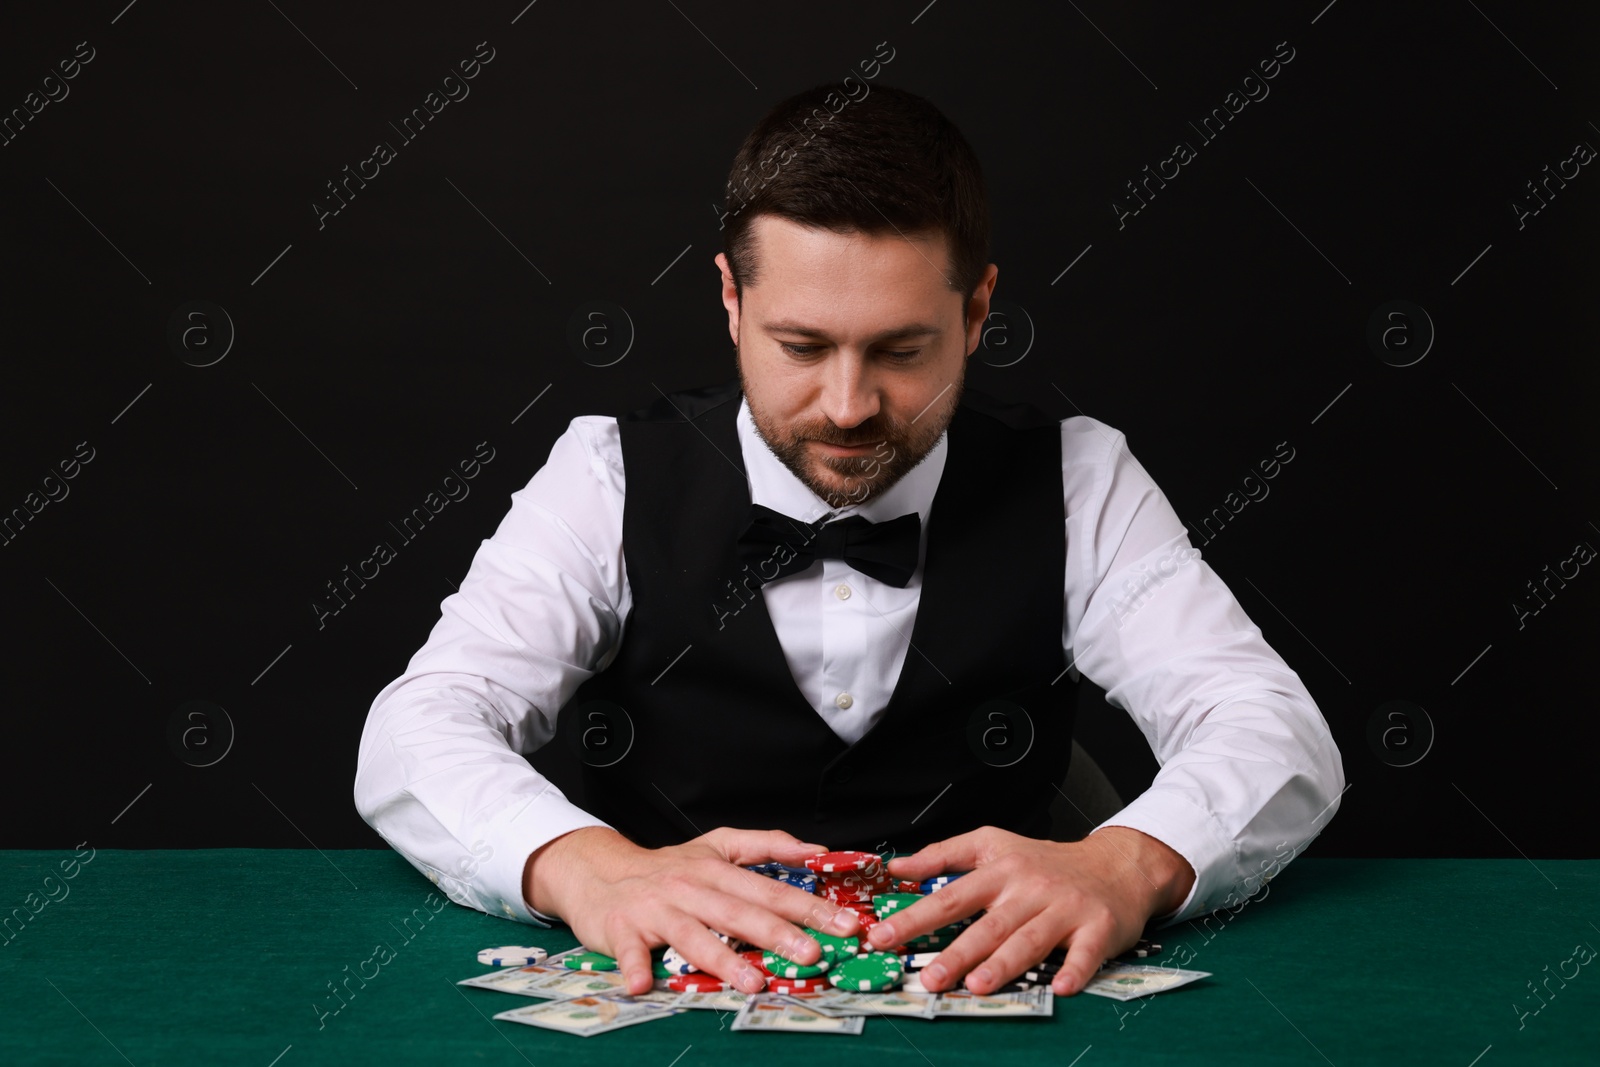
(709, 828, 828, 867)
(727, 866, 859, 940)
(666, 917, 769, 994)
(1051, 924, 1113, 996)
(914, 908, 1017, 993)
(866, 873, 993, 948)
(884, 829, 984, 881)
(613, 938, 656, 997)
(677, 873, 829, 967)
(961, 914, 1063, 995)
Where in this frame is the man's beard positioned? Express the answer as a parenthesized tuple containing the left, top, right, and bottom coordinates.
(738, 350, 963, 511)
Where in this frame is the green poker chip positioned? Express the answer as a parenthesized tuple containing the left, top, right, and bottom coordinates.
(761, 947, 831, 979)
(871, 893, 921, 917)
(561, 950, 618, 971)
(828, 951, 904, 992)
(803, 928, 859, 961)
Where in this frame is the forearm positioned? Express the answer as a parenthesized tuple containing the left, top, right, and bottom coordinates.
(1096, 687, 1346, 924)
(355, 685, 611, 923)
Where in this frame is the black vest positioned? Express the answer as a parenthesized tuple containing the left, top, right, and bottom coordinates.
(530, 379, 1079, 852)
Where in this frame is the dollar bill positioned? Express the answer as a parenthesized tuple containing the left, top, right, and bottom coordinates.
(492, 994, 680, 1036)
(730, 993, 865, 1034)
(803, 990, 939, 1019)
(1079, 964, 1211, 1001)
(933, 987, 1054, 1016)
(458, 963, 627, 999)
(665, 989, 751, 1012)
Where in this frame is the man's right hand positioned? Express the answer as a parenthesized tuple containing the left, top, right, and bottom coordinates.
(522, 825, 861, 996)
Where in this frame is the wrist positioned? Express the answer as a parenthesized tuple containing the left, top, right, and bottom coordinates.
(523, 826, 636, 918)
(1086, 825, 1196, 921)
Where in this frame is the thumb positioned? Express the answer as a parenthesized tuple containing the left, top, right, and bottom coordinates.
(886, 830, 983, 880)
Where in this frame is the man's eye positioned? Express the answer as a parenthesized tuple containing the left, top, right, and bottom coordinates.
(778, 343, 922, 361)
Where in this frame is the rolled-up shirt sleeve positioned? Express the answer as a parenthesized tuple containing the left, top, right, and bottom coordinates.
(354, 416, 629, 925)
(1060, 417, 1346, 926)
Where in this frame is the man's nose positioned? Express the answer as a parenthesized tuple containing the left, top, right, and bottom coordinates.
(819, 353, 881, 430)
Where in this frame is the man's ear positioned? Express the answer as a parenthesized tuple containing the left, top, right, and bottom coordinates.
(715, 252, 740, 346)
(963, 263, 999, 358)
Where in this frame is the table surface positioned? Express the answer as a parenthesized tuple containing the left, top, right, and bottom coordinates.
(2, 850, 1595, 1065)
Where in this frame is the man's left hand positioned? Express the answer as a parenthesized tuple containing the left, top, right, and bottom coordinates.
(868, 825, 1196, 996)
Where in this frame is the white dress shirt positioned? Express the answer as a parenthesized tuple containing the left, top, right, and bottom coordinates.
(354, 394, 1346, 928)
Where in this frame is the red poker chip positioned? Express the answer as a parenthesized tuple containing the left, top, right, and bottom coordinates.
(767, 975, 830, 993)
(896, 880, 922, 893)
(738, 950, 771, 974)
(822, 892, 879, 905)
(804, 851, 882, 873)
(668, 972, 729, 992)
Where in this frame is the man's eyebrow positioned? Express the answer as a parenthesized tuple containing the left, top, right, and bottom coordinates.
(760, 319, 944, 342)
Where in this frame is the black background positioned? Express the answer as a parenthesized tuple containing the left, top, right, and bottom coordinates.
(1, 2, 1594, 861)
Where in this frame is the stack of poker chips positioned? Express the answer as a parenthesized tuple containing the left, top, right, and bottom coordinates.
(760, 927, 859, 993)
(745, 861, 819, 894)
(803, 850, 915, 941)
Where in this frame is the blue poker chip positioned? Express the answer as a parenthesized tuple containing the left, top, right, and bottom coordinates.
(920, 873, 964, 893)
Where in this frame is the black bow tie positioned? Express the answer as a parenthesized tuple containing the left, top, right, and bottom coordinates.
(735, 503, 922, 588)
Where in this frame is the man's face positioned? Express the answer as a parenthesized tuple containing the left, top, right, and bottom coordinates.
(716, 215, 998, 510)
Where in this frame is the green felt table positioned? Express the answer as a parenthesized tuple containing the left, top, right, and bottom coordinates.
(2, 850, 1595, 1065)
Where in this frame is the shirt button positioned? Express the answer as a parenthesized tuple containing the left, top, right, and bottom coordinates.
(835, 692, 853, 709)
(834, 583, 852, 600)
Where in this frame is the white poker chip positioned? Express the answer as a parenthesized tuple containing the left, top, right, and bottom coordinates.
(661, 945, 699, 974)
(905, 952, 941, 970)
(478, 945, 547, 967)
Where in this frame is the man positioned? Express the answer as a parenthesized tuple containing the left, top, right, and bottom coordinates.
(355, 83, 1344, 1003)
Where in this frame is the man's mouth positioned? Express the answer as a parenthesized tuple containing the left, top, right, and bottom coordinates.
(814, 440, 882, 455)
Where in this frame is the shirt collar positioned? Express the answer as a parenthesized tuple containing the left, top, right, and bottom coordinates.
(736, 394, 946, 527)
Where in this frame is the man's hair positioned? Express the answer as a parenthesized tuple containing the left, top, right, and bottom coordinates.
(721, 83, 991, 303)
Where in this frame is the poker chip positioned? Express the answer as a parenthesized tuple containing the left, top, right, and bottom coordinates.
(477, 946, 546, 967)
(828, 951, 904, 992)
(761, 948, 831, 979)
(767, 975, 831, 994)
(661, 946, 698, 974)
(651, 958, 674, 979)
(667, 972, 728, 993)
(803, 928, 859, 961)
(1122, 940, 1162, 959)
(872, 893, 921, 917)
(804, 851, 882, 874)
(561, 950, 618, 971)
(896, 880, 923, 894)
(920, 873, 964, 893)
(904, 952, 940, 970)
